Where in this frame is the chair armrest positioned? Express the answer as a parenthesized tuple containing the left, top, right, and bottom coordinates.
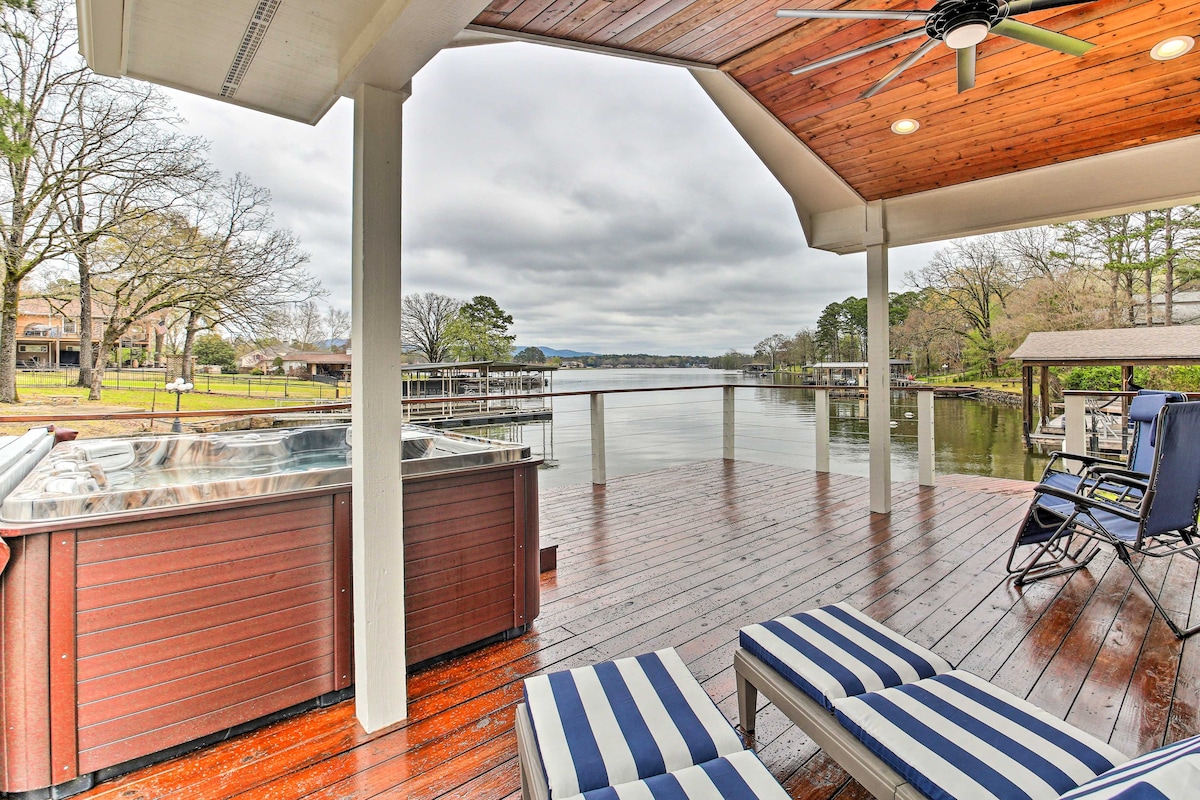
(1035, 483, 1143, 522)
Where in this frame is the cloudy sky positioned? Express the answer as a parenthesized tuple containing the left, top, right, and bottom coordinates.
(165, 41, 944, 356)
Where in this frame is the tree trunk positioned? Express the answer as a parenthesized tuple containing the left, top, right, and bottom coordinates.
(77, 266, 94, 387)
(154, 317, 165, 367)
(181, 311, 200, 382)
(1124, 272, 1135, 327)
(89, 342, 110, 401)
(0, 277, 21, 403)
(1164, 209, 1175, 326)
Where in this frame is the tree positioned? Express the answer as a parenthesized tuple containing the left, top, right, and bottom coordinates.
(175, 173, 319, 379)
(814, 301, 843, 361)
(448, 295, 515, 361)
(280, 299, 325, 350)
(325, 305, 350, 348)
(401, 292, 461, 363)
(909, 236, 1021, 377)
(192, 333, 236, 372)
(0, 0, 89, 401)
(514, 346, 546, 364)
(755, 333, 788, 369)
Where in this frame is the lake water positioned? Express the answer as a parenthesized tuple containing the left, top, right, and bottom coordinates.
(463, 368, 1050, 490)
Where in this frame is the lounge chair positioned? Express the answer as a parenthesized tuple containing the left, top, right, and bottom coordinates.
(1007, 391, 1186, 581)
(516, 648, 790, 799)
(1008, 400, 1200, 637)
(736, 603, 1200, 799)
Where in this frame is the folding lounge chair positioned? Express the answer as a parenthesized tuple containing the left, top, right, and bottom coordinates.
(1009, 400, 1200, 638)
(516, 648, 790, 800)
(1007, 391, 1185, 581)
(735, 603, 1200, 800)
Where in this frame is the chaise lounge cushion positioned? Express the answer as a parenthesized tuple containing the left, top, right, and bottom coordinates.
(523, 648, 745, 798)
(739, 602, 953, 710)
(558, 750, 790, 800)
(832, 670, 1128, 800)
(1058, 734, 1200, 799)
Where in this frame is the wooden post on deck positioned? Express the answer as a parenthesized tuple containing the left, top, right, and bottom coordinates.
(591, 393, 606, 485)
(723, 385, 735, 460)
(814, 387, 830, 473)
(1039, 366, 1051, 427)
(917, 389, 935, 487)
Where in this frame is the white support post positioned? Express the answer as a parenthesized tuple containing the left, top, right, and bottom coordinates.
(591, 393, 606, 485)
(917, 390, 935, 487)
(1065, 393, 1087, 465)
(350, 83, 408, 733)
(814, 387, 830, 473)
(723, 385, 735, 460)
(865, 201, 891, 514)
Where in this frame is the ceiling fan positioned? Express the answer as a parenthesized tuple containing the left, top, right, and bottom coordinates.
(775, 0, 1095, 98)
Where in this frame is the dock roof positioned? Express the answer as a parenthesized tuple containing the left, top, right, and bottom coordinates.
(1010, 328, 1200, 366)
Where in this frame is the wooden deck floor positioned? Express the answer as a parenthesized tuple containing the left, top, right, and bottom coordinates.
(77, 460, 1200, 800)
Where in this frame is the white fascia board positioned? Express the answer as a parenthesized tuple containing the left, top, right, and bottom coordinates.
(880, 135, 1200, 249)
(338, 0, 493, 97)
(689, 69, 864, 246)
(76, 0, 126, 77)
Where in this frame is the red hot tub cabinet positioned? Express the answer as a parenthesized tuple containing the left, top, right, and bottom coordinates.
(0, 425, 539, 798)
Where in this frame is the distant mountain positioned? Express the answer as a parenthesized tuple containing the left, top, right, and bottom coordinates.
(315, 338, 349, 350)
(515, 346, 598, 358)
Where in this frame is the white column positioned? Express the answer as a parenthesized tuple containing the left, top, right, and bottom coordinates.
(351, 83, 408, 733)
(917, 389, 935, 487)
(1064, 392, 1087, 464)
(814, 387, 830, 473)
(723, 385, 735, 460)
(865, 201, 891, 514)
(591, 393, 606, 485)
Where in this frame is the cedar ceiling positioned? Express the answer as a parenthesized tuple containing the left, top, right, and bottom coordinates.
(471, 0, 1200, 201)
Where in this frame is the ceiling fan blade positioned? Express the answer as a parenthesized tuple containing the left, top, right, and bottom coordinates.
(991, 18, 1093, 55)
(777, 8, 930, 20)
(861, 38, 939, 99)
(957, 45, 976, 92)
(1002, 0, 1094, 15)
(791, 28, 928, 75)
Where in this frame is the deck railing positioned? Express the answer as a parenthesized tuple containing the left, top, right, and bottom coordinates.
(0, 383, 938, 488)
(1060, 390, 1200, 461)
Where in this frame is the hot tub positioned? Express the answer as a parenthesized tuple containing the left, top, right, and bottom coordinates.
(0, 424, 539, 798)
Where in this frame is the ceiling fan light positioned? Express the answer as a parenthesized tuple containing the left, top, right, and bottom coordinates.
(944, 22, 989, 50)
(1151, 35, 1194, 61)
(891, 118, 920, 135)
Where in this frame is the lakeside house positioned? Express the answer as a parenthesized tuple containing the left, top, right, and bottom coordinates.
(7, 2, 1195, 798)
(279, 349, 353, 381)
(15, 298, 154, 369)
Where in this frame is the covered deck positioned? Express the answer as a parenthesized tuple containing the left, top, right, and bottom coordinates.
(74, 460, 1199, 799)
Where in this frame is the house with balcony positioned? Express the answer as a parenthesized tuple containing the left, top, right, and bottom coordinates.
(14, 298, 153, 369)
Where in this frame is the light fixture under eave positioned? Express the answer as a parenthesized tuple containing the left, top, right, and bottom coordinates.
(891, 118, 920, 135)
(1151, 35, 1195, 61)
(943, 21, 989, 50)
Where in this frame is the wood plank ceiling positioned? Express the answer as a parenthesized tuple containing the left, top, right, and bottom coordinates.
(471, 0, 1200, 201)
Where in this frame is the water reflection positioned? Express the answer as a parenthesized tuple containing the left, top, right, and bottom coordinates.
(460, 369, 1049, 489)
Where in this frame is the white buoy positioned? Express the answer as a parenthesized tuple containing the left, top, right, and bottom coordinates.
(904, 412, 914, 419)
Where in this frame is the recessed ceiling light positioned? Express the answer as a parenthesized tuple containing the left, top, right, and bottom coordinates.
(1151, 35, 1195, 61)
(891, 118, 920, 135)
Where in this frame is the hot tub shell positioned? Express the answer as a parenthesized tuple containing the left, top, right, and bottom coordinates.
(0, 424, 539, 797)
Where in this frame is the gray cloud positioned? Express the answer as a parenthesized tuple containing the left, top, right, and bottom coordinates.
(167, 41, 943, 355)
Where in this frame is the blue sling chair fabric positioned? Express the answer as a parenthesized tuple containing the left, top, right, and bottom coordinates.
(738, 602, 952, 710)
(1008, 400, 1200, 637)
(522, 648, 745, 798)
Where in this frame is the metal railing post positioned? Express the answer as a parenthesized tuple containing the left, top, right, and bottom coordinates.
(1065, 393, 1087, 462)
(917, 389, 935, 487)
(815, 387, 830, 473)
(590, 392, 606, 486)
(723, 385, 735, 460)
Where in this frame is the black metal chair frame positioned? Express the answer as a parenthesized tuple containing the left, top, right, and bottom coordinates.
(1008, 401, 1200, 639)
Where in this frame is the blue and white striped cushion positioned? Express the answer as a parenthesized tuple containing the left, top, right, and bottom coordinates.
(1059, 734, 1200, 799)
(523, 648, 745, 798)
(560, 751, 790, 800)
(832, 670, 1129, 800)
(739, 602, 953, 710)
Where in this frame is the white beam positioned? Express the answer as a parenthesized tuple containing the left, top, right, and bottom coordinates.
(351, 83, 408, 733)
(75, 0, 126, 77)
(865, 201, 891, 514)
